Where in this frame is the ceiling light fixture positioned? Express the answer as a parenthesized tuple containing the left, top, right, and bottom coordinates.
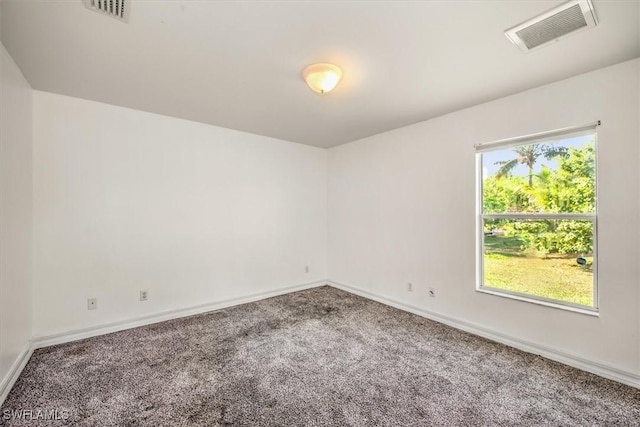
(302, 63, 342, 94)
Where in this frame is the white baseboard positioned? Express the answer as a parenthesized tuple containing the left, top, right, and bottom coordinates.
(32, 280, 327, 349)
(327, 280, 640, 389)
(0, 343, 34, 406)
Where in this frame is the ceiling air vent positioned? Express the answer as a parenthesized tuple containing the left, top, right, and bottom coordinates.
(83, 0, 130, 23)
(505, 0, 598, 53)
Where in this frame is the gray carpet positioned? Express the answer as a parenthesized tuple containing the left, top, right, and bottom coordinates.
(1, 286, 639, 426)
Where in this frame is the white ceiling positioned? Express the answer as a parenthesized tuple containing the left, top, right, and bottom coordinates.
(1, 1, 638, 148)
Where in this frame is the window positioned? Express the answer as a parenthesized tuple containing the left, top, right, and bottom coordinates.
(476, 124, 598, 312)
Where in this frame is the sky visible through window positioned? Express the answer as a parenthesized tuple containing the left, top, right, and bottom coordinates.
(482, 134, 594, 179)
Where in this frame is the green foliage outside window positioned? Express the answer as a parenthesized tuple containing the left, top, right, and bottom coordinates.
(483, 144, 595, 255)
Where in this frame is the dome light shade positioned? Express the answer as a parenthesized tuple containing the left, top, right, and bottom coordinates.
(302, 63, 342, 94)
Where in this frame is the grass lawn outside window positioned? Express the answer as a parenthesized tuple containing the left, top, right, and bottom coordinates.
(483, 234, 593, 307)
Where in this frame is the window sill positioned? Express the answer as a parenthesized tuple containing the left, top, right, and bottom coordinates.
(476, 287, 599, 317)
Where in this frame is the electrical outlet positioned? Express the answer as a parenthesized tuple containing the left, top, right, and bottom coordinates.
(407, 282, 413, 292)
(304, 265, 309, 274)
(428, 287, 436, 297)
(87, 298, 97, 310)
(140, 290, 148, 301)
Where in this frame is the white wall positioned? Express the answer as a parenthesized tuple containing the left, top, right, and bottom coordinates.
(0, 43, 33, 388)
(32, 92, 327, 337)
(328, 59, 640, 375)
(637, 53, 640, 376)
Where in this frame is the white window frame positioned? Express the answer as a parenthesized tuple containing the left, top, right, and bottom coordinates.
(475, 122, 599, 315)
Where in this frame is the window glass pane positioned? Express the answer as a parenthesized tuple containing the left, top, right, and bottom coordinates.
(482, 134, 595, 214)
(483, 219, 594, 307)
